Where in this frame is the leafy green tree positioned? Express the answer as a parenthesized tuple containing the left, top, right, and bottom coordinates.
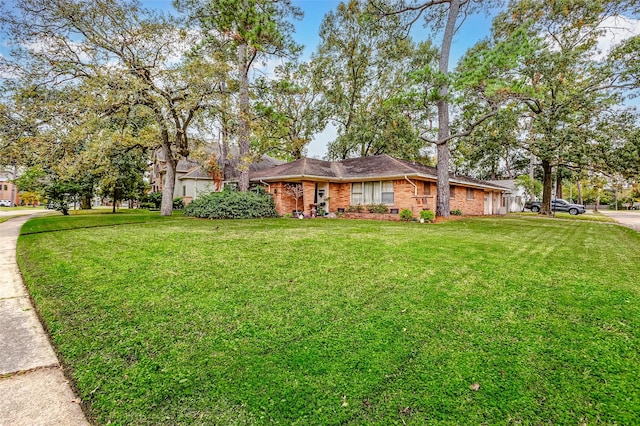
(313, 0, 421, 160)
(514, 174, 542, 202)
(452, 106, 529, 179)
(253, 62, 328, 160)
(1, 0, 229, 216)
(490, 0, 639, 214)
(176, 0, 302, 191)
(372, 0, 506, 217)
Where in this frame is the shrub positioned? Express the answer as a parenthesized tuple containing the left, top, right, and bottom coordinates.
(173, 197, 185, 210)
(347, 204, 364, 213)
(450, 209, 462, 216)
(184, 191, 278, 219)
(142, 191, 162, 209)
(367, 203, 388, 214)
(420, 209, 435, 222)
(140, 202, 156, 210)
(399, 208, 413, 221)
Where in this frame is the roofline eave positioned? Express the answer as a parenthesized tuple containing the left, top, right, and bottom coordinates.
(250, 173, 508, 191)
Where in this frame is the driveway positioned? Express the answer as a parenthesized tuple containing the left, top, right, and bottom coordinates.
(599, 209, 640, 232)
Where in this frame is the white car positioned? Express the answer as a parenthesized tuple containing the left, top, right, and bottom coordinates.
(0, 200, 11, 207)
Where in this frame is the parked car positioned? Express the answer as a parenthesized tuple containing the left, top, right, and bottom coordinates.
(0, 199, 11, 207)
(526, 199, 586, 215)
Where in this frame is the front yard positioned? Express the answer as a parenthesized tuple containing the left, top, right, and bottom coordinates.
(16, 213, 640, 424)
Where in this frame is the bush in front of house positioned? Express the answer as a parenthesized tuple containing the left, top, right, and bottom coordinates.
(367, 203, 388, 214)
(184, 191, 278, 219)
(173, 197, 185, 210)
(450, 209, 462, 216)
(141, 191, 162, 209)
(347, 204, 364, 213)
(420, 209, 435, 222)
(399, 208, 414, 221)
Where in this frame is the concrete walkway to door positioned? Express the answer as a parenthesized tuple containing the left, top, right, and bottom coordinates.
(599, 209, 640, 232)
(0, 213, 89, 426)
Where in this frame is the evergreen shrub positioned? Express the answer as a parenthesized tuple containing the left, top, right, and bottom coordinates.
(184, 191, 278, 219)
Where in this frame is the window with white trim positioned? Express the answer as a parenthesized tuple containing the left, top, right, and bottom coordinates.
(381, 181, 394, 204)
(351, 181, 394, 205)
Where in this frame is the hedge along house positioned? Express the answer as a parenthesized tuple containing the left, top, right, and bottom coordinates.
(249, 154, 510, 218)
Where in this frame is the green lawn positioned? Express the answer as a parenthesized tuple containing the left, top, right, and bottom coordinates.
(16, 213, 640, 425)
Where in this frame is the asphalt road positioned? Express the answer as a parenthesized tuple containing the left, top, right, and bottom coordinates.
(599, 209, 640, 232)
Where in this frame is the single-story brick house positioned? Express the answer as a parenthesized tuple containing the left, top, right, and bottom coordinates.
(249, 154, 510, 217)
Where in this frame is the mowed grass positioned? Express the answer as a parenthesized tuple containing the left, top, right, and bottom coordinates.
(16, 213, 640, 425)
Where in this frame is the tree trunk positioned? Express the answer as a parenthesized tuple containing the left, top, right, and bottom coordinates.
(161, 158, 176, 216)
(237, 42, 251, 192)
(434, 0, 460, 218)
(80, 194, 92, 209)
(555, 178, 563, 199)
(436, 142, 450, 217)
(577, 180, 583, 205)
(112, 188, 117, 214)
(541, 159, 553, 215)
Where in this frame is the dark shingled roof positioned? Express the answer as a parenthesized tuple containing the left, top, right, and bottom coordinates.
(250, 154, 509, 191)
(179, 155, 286, 181)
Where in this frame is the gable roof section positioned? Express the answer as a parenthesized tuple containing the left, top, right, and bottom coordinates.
(250, 154, 509, 191)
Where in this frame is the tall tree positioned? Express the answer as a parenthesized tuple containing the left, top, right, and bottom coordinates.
(491, 0, 640, 214)
(1, 0, 228, 215)
(253, 62, 328, 160)
(176, 0, 302, 190)
(313, 0, 422, 160)
(372, 0, 504, 217)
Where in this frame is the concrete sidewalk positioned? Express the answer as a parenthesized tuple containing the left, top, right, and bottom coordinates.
(0, 214, 89, 426)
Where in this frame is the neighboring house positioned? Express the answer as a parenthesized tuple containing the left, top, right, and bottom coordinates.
(0, 172, 20, 206)
(250, 154, 509, 217)
(150, 148, 285, 204)
(486, 179, 525, 213)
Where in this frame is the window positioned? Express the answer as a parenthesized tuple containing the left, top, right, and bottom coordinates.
(351, 181, 394, 205)
(182, 185, 186, 197)
(3, 184, 6, 191)
(450, 185, 456, 198)
(423, 182, 431, 196)
(351, 182, 363, 205)
(466, 188, 474, 200)
(381, 181, 394, 204)
(363, 181, 381, 204)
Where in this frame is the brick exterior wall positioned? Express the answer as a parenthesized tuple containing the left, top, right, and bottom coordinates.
(0, 180, 20, 206)
(302, 181, 316, 215)
(450, 185, 484, 216)
(265, 178, 502, 218)
(270, 182, 303, 215)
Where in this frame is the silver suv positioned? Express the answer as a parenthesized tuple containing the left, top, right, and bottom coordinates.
(0, 200, 11, 207)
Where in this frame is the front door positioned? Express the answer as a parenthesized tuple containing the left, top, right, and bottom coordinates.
(484, 192, 492, 215)
(316, 183, 329, 215)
